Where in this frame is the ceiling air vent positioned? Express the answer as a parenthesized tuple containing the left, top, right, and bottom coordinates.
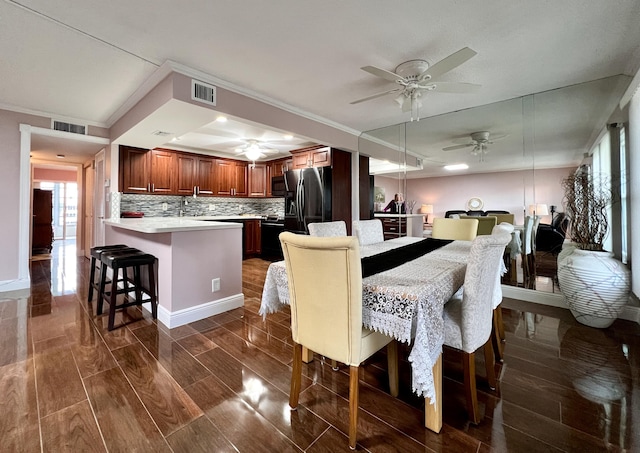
(52, 120, 86, 135)
(151, 130, 173, 137)
(191, 79, 217, 106)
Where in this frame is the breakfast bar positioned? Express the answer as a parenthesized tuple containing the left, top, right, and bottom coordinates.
(103, 217, 244, 328)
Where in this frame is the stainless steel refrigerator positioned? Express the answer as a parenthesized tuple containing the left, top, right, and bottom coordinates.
(284, 167, 332, 234)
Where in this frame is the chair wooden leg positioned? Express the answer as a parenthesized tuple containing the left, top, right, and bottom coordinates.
(483, 341, 497, 390)
(387, 340, 399, 397)
(492, 309, 504, 363)
(496, 306, 505, 342)
(462, 352, 480, 424)
(289, 343, 303, 409)
(349, 365, 359, 450)
(302, 347, 314, 363)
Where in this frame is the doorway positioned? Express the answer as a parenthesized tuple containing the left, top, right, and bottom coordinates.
(37, 181, 78, 240)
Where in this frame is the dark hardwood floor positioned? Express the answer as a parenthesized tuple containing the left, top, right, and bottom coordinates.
(1, 240, 638, 451)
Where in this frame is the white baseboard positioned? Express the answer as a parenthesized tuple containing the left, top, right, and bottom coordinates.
(0, 278, 31, 294)
(143, 293, 245, 329)
(501, 285, 640, 324)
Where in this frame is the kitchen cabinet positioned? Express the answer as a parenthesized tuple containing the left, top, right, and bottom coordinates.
(290, 145, 331, 169)
(248, 163, 267, 197)
(266, 157, 291, 196)
(214, 158, 247, 196)
(32, 188, 54, 254)
(119, 146, 176, 194)
(243, 219, 261, 257)
(176, 152, 215, 196)
(380, 217, 407, 240)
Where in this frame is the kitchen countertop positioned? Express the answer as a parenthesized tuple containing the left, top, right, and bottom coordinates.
(103, 215, 261, 233)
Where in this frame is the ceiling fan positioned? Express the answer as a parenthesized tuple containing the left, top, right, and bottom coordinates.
(351, 47, 480, 120)
(234, 139, 279, 164)
(442, 131, 507, 162)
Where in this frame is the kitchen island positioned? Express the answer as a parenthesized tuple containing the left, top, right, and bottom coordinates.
(104, 217, 246, 328)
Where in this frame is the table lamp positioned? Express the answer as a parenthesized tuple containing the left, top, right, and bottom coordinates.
(419, 204, 433, 224)
(528, 204, 549, 216)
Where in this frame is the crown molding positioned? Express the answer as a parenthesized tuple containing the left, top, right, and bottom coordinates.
(1, 102, 107, 128)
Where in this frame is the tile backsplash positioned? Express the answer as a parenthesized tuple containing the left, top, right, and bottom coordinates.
(118, 193, 285, 218)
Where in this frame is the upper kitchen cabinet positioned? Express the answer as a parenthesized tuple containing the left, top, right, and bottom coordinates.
(119, 145, 176, 194)
(176, 152, 215, 196)
(214, 158, 247, 196)
(248, 163, 267, 197)
(290, 145, 331, 169)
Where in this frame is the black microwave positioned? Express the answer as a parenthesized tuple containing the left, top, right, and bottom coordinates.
(271, 175, 286, 197)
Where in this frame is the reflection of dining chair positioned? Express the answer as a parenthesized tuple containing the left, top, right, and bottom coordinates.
(352, 219, 384, 245)
(461, 215, 497, 235)
(308, 220, 347, 237)
(445, 209, 467, 218)
(493, 213, 515, 225)
(279, 233, 398, 449)
(521, 216, 535, 287)
(443, 233, 511, 423)
(432, 218, 478, 240)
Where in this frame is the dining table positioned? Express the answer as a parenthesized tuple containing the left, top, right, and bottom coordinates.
(259, 236, 472, 432)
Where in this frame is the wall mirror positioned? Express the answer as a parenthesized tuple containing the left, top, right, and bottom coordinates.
(359, 74, 631, 295)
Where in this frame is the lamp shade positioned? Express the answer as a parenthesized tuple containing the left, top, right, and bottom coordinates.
(419, 204, 433, 214)
(528, 203, 549, 215)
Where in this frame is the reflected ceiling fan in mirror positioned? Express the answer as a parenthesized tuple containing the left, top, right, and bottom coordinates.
(442, 131, 507, 162)
(234, 139, 279, 166)
(351, 47, 480, 121)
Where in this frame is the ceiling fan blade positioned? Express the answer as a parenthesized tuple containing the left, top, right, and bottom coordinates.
(427, 81, 481, 93)
(442, 143, 474, 151)
(419, 47, 477, 81)
(350, 88, 402, 104)
(361, 65, 403, 82)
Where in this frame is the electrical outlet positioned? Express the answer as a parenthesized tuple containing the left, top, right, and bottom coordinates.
(209, 204, 215, 211)
(162, 202, 168, 211)
(211, 278, 220, 292)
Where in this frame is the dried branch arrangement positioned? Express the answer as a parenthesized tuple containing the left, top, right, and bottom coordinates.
(561, 169, 612, 251)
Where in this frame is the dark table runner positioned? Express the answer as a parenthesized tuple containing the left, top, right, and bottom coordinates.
(361, 238, 453, 278)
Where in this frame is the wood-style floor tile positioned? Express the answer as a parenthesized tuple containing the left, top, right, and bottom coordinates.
(40, 400, 106, 452)
(84, 367, 171, 452)
(176, 332, 217, 356)
(63, 311, 117, 378)
(184, 375, 301, 453)
(165, 415, 237, 453)
(196, 346, 329, 450)
(34, 336, 87, 417)
(0, 359, 41, 452)
(111, 342, 203, 436)
(305, 427, 355, 453)
(131, 325, 211, 388)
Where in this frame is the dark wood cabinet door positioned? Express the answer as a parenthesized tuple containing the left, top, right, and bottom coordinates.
(243, 220, 261, 256)
(120, 145, 150, 193)
(291, 152, 310, 169)
(197, 156, 216, 195)
(233, 162, 248, 196)
(311, 147, 331, 167)
(214, 159, 234, 195)
(176, 153, 197, 196)
(149, 149, 176, 193)
(248, 164, 267, 197)
(271, 160, 285, 177)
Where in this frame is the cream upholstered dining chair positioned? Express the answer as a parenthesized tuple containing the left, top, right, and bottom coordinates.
(490, 222, 515, 362)
(352, 219, 384, 245)
(460, 215, 497, 235)
(431, 217, 479, 240)
(443, 233, 511, 424)
(279, 232, 398, 450)
(308, 220, 347, 237)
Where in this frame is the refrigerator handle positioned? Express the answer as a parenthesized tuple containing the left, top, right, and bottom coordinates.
(297, 176, 304, 225)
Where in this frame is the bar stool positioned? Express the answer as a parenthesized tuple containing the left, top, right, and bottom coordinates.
(87, 244, 129, 302)
(98, 250, 157, 331)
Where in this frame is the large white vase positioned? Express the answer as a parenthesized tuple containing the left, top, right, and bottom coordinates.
(557, 247, 630, 328)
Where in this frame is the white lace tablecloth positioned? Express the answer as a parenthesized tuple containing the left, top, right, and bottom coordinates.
(259, 238, 471, 405)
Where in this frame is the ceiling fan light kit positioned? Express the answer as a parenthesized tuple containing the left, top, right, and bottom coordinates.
(442, 130, 507, 162)
(351, 47, 480, 121)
